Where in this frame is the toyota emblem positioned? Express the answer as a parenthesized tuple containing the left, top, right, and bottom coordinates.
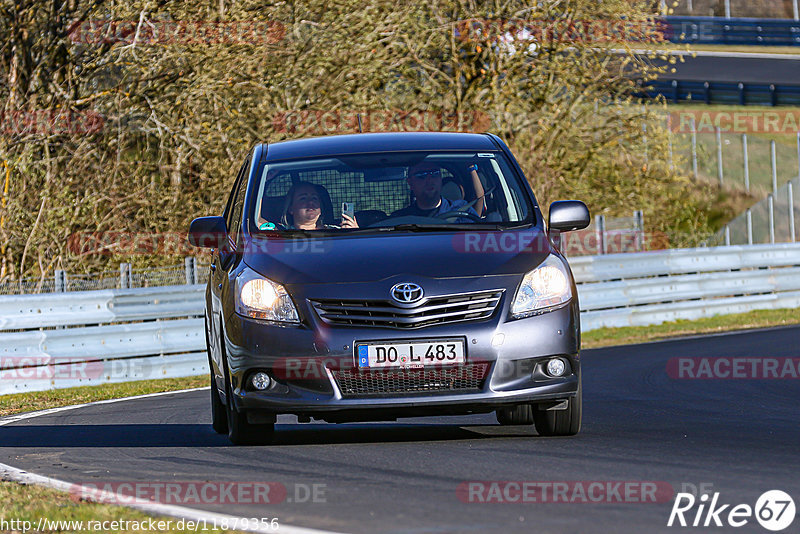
(390, 283, 424, 304)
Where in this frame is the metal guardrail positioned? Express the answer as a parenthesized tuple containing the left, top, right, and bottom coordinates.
(1, 243, 799, 394)
(576, 243, 800, 330)
(660, 16, 800, 46)
(0, 285, 207, 395)
(643, 79, 800, 106)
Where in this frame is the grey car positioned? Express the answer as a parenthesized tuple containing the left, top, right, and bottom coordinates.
(189, 132, 590, 445)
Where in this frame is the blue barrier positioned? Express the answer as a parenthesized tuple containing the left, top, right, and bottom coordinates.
(641, 79, 800, 106)
(660, 16, 800, 46)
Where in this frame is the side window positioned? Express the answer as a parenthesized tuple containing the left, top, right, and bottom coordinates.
(223, 160, 248, 228)
(227, 157, 251, 243)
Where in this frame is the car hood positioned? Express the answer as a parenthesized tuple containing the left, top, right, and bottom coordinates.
(243, 229, 553, 285)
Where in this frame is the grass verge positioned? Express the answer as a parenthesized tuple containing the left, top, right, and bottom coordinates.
(0, 482, 233, 533)
(0, 375, 207, 418)
(582, 307, 800, 348)
(0, 374, 234, 533)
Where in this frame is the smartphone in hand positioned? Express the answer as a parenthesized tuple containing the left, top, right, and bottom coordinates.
(342, 202, 355, 220)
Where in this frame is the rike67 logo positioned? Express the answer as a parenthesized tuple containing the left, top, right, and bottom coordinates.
(668, 490, 795, 531)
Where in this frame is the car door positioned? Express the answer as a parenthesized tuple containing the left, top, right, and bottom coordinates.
(209, 155, 251, 388)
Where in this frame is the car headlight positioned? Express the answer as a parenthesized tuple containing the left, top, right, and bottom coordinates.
(234, 268, 299, 323)
(510, 255, 572, 318)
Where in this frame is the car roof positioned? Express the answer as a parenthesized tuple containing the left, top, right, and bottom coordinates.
(263, 132, 498, 162)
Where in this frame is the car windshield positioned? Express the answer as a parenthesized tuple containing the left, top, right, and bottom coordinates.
(249, 151, 534, 234)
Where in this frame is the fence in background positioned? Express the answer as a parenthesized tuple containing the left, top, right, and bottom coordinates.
(659, 16, 800, 44)
(561, 212, 646, 256)
(647, 80, 800, 107)
(0, 258, 207, 296)
(1, 243, 799, 395)
(710, 174, 799, 245)
(667, 120, 800, 200)
(664, 0, 800, 20)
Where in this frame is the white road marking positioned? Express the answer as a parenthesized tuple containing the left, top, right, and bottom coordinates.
(0, 388, 344, 534)
(0, 387, 208, 427)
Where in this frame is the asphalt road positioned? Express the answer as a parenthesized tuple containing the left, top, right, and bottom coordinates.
(653, 52, 800, 85)
(2, 326, 799, 533)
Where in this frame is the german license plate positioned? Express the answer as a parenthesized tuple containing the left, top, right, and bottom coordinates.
(356, 340, 465, 369)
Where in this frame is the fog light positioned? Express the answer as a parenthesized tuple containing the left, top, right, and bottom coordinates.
(546, 358, 566, 377)
(251, 372, 272, 391)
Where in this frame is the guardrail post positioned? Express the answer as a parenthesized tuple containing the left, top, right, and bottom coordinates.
(746, 209, 753, 245)
(54, 270, 66, 292)
(716, 127, 724, 185)
(743, 134, 750, 192)
(596, 215, 606, 255)
(671, 80, 679, 103)
(768, 194, 775, 244)
(120, 263, 132, 289)
(184, 256, 196, 285)
(769, 84, 777, 107)
(633, 210, 644, 252)
(703, 82, 711, 105)
(724, 225, 731, 246)
(788, 181, 796, 243)
(691, 116, 698, 180)
(724, 0, 731, 18)
(771, 140, 778, 193)
(794, 0, 799, 21)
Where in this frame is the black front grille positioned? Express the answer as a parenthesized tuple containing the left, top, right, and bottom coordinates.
(331, 363, 489, 397)
(310, 290, 503, 329)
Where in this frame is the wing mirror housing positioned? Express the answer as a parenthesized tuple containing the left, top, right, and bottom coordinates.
(188, 216, 228, 249)
(548, 201, 590, 232)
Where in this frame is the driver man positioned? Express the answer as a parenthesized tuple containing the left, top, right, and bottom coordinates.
(391, 163, 479, 220)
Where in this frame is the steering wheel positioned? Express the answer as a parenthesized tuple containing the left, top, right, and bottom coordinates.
(435, 210, 484, 223)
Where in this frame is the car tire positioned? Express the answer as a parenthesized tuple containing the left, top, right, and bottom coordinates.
(225, 377, 275, 445)
(210, 372, 228, 435)
(533, 377, 582, 436)
(205, 320, 228, 435)
(496, 404, 534, 425)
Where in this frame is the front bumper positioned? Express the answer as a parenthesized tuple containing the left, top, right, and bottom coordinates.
(222, 293, 581, 419)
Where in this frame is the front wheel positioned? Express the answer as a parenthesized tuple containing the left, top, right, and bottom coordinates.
(533, 377, 582, 436)
(496, 404, 534, 425)
(205, 321, 227, 434)
(210, 372, 228, 434)
(225, 372, 275, 446)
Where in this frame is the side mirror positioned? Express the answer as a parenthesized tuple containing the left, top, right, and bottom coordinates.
(549, 200, 590, 232)
(188, 216, 228, 249)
